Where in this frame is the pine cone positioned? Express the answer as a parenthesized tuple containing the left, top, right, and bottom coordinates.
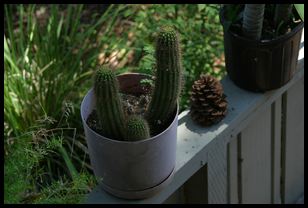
(190, 74, 228, 126)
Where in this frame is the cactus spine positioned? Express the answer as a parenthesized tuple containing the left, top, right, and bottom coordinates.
(94, 67, 126, 140)
(146, 26, 182, 133)
(126, 116, 150, 141)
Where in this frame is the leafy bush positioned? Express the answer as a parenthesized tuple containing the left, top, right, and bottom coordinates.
(118, 4, 225, 110)
(4, 4, 124, 203)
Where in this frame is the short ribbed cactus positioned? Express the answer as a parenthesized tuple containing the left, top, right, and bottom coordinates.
(126, 115, 150, 141)
(94, 67, 126, 140)
(146, 25, 182, 134)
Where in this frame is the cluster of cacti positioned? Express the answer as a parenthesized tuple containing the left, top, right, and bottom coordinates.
(145, 25, 183, 134)
(94, 26, 182, 141)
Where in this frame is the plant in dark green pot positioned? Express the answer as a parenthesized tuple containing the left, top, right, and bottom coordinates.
(220, 4, 304, 91)
(80, 26, 182, 199)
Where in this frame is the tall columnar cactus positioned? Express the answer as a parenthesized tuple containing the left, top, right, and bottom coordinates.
(94, 67, 126, 140)
(126, 115, 150, 141)
(146, 26, 182, 134)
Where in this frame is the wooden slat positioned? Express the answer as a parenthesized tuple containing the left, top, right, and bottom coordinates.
(228, 137, 239, 203)
(237, 134, 243, 204)
(208, 138, 228, 204)
(163, 186, 185, 204)
(283, 76, 304, 204)
(271, 98, 282, 204)
(182, 164, 208, 204)
(241, 105, 272, 204)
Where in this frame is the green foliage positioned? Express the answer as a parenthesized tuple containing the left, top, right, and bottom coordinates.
(294, 4, 304, 21)
(146, 26, 183, 134)
(4, 124, 94, 204)
(4, 4, 225, 203)
(137, 45, 155, 75)
(4, 4, 118, 203)
(94, 67, 126, 140)
(4, 4, 131, 139)
(33, 173, 96, 204)
(129, 4, 225, 110)
(4, 137, 33, 204)
(140, 78, 154, 88)
(4, 133, 68, 203)
(126, 116, 150, 141)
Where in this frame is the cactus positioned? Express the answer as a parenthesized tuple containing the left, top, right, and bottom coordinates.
(92, 26, 182, 140)
(94, 67, 126, 140)
(126, 115, 150, 141)
(146, 25, 182, 134)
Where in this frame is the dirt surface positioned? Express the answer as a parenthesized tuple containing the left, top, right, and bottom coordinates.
(86, 92, 151, 136)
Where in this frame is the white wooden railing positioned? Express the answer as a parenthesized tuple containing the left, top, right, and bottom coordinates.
(85, 32, 304, 204)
